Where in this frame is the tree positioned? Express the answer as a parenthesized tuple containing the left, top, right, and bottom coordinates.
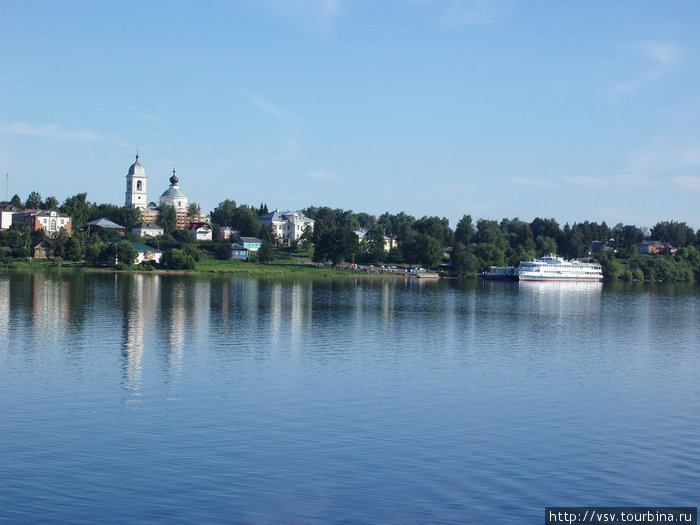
(455, 215, 475, 245)
(25, 191, 43, 209)
(299, 224, 313, 251)
(10, 194, 22, 208)
(161, 248, 195, 270)
(530, 217, 561, 241)
(44, 196, 59, 210)
(535, 235, 558, 256)
(469, 243, 506, 271)
(363, 226, 387, 263)
(452, 242, 480, 277)
(650, 220, 695, 248)
(378, 211, 416, 242)
(414, 215, 453, 246)
(231, 205, 259, 237)
(210, 199, 237, 227)
(114, 241, 138, 266)
(61, 193, 92, 231)
(473, 219, 507, 250)
(401, 233, 443, 268)
(158, 203, 177, 234)
(64, 236, 85, 261)
(257, 240, 275, 264)
(187, 202, 201, 221)
(313, 228, 358, 265)
(116, 206, 142, 231)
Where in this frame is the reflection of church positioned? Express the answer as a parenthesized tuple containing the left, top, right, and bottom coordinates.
(125, 154, 207, 229)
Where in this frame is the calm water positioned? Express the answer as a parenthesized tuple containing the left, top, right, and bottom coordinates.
(1, 271, 699, 524)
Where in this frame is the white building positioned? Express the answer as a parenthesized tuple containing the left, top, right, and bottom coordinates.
(159, 170, 189, 211)
(184, 222, 212, 241)
(131, 222, 165, 238)
(1, 204, 21, 229)
(125, 154, 148, 209)
(257, 209, 314, 243)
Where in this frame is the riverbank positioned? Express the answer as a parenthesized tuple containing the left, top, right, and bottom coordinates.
(0, 258, 419, 279)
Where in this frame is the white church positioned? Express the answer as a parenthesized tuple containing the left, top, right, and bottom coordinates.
(125, 154, 206, 229)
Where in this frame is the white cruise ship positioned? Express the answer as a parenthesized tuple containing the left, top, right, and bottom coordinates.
(516, 255, 603, 282)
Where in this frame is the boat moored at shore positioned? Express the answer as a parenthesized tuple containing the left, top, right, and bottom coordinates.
(482, 254, 603, 282)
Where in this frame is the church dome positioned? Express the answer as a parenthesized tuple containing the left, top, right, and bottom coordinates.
(160, 187, 187, 199)
(159, 168, 189, 211)
(128, 154, 146, 176)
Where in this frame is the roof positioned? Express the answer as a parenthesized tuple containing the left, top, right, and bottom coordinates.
(257, 209, 313, 222)
(239, 237, 263, 243)
(26, 210, 70, 217)
(87, 218, 125, 229)
(127, 154, 146, 176)
(111, 241, 160, 253)
(160, 187, 187, 199)
(231, 244, 249, 250)
(185, 222, 211, 230)
(133, 222, 163, 230)
(32, 239, 54, 248)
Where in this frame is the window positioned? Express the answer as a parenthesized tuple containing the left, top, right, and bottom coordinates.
(137, 181, 142, 191)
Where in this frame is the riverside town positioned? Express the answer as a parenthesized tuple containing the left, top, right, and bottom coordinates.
(1, 154, 698, 282)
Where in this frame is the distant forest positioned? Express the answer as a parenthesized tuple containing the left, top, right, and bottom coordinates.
(2, 191, 699, 282)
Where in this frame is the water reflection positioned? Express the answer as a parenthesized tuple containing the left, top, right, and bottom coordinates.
(119, 274, 161, 397)
(0, 277, 9, 357)
(30, 273, 70, 343)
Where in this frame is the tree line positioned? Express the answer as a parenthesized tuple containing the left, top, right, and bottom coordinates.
(2, 191, 699, 281)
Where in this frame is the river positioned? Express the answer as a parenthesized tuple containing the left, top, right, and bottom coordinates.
(1, 272, 698, 524)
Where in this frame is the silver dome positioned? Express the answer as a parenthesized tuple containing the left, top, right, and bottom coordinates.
(127, 154, 146, 176)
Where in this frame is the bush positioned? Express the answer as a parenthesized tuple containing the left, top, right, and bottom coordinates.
(161, 248, 195, 270)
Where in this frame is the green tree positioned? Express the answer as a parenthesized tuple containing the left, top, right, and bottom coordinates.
(61, 193, 92, 231)
(530, 217, 561, 241)
(401, 233, 443, 268)
(64, 236, 85, 261)
(187, 202, 201, 218)
(25, 191, 43, 209)
(452, 242, 480, 277)
(364, 227, 387, 263)
(44, 196, 59, 210)
(231, 205, 259, 237)
(210, 199, 237, 227)
(313, 228, 358, 265)
(414, 216, 453, 246)
(454, 215, 475, 245)
(10, 194, 23, 208)
(469, 243, 506, 271)
(300, 224, 313, 251)
(113, 241, 138, 266)
(650, 220, 695, 248)
(257, 240, 275, 264)
(161, 248, 195, 270)
(535, 235, 558, 256)
(158, 203, 177, 234)
(116, 206, 142, 230)
(378, 211, 416, 242)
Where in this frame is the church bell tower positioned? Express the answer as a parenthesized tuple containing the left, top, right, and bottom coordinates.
(125, 153, 148, 208)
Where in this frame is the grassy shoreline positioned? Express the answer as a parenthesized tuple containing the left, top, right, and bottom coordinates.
(0, 258, 415, 279)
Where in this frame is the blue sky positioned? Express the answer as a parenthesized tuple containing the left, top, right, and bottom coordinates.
(2, 0, 699, 229)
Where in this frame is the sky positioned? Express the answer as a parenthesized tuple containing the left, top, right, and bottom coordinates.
(2, 0, 700, 229)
